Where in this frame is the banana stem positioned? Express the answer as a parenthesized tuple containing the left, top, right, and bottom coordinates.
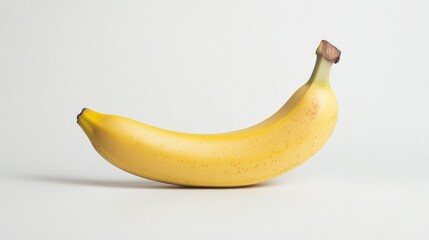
(309, 56, 333, 85)
(308, 40, 341, 85)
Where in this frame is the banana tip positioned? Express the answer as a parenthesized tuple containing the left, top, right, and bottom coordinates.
(77, 108, 87, 123)
(319, 40, 341, 64)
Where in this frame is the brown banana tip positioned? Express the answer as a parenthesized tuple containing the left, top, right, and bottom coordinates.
(77, 108, 87, 122)
(321, 40, 341, 64)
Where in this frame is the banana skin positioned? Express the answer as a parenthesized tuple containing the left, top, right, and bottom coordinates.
(77, 40, 341, 187)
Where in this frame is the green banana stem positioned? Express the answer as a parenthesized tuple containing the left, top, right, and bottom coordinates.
(309, 40, 341, 85)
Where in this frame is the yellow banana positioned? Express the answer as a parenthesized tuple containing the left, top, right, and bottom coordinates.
(77, 40, 341, 187)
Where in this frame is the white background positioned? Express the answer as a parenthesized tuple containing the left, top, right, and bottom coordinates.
(1, 0, 428, 239)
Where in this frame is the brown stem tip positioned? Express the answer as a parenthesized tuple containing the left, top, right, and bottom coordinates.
(319, 40, 341, 64)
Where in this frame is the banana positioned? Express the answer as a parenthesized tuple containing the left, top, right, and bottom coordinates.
(77, 40, 341, 187)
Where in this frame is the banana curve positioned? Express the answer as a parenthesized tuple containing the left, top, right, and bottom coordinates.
(77, 40, 341, 187)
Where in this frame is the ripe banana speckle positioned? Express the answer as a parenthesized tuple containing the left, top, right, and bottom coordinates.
(77, 40, 341, 187)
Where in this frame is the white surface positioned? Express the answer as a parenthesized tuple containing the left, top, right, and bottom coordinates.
(1, 0, 429, 239)
(2, 173, 428, 240)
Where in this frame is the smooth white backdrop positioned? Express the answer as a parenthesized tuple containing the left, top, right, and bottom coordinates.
(1, 0, 428, 239)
